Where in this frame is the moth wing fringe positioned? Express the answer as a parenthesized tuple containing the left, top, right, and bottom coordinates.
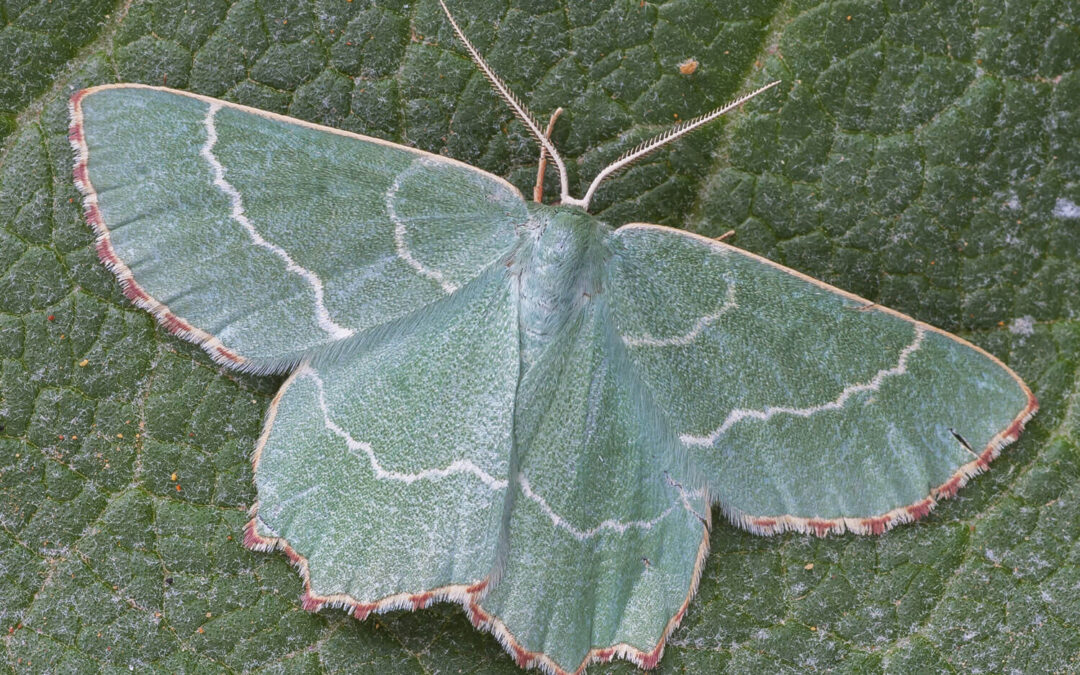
(718, 397, 1038, 537)
(241, 505, 712, 674)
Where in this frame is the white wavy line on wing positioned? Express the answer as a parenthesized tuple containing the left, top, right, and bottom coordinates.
(386, 159, 458, 294)
(267, 484, 322, 518)
(307, 364, 691, 540)
(518, 474, 677, 541)
(201, 102, 354, 340)
(681, 326, 927, 447)
(622, 283, 737, 347)
(304, 366, 507, 489)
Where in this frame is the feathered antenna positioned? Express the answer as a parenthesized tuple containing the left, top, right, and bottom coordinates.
(577, 80, 781, 211)
(437, 0, 575, 206)
(438, 1, 780, 212)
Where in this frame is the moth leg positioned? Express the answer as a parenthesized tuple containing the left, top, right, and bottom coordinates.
(532, 107, 564, 204)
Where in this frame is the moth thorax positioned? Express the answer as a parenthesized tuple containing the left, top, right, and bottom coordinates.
(515, 208, 609, 360)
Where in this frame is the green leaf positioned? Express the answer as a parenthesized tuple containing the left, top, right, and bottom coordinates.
(1, 0, 1077, 672)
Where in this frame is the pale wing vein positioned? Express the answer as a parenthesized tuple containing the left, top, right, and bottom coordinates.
(200, 102, 354, 340)
(519, 474, 697, 541)
(304, 366, 508, 489)
(386, 159, 459, 294)
(681, 326, 927, 447)
(304, 365, 693, 539)
(622, 283, 737, 348)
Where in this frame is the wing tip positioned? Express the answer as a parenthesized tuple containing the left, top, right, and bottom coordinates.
(722, 391, 1040, 538)
(68, 85, 249, 370)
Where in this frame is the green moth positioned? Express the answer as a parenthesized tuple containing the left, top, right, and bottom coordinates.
(68, 3, 1036, 673)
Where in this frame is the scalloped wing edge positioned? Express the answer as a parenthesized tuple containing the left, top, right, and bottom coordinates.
(720, 399, 1037, 536)
(243, 366, 713, 674)
(618, 223, 1039, 538)
(69, 83, 525, 374)
(70, 86, 251, 370)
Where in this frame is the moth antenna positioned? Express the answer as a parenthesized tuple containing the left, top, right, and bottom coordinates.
(578, 80, 782, 211)
(533, 107, 564, 203)
(437, 0, 575, 205)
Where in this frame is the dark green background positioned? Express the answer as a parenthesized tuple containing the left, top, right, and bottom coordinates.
(1, 0, 1077, 671)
